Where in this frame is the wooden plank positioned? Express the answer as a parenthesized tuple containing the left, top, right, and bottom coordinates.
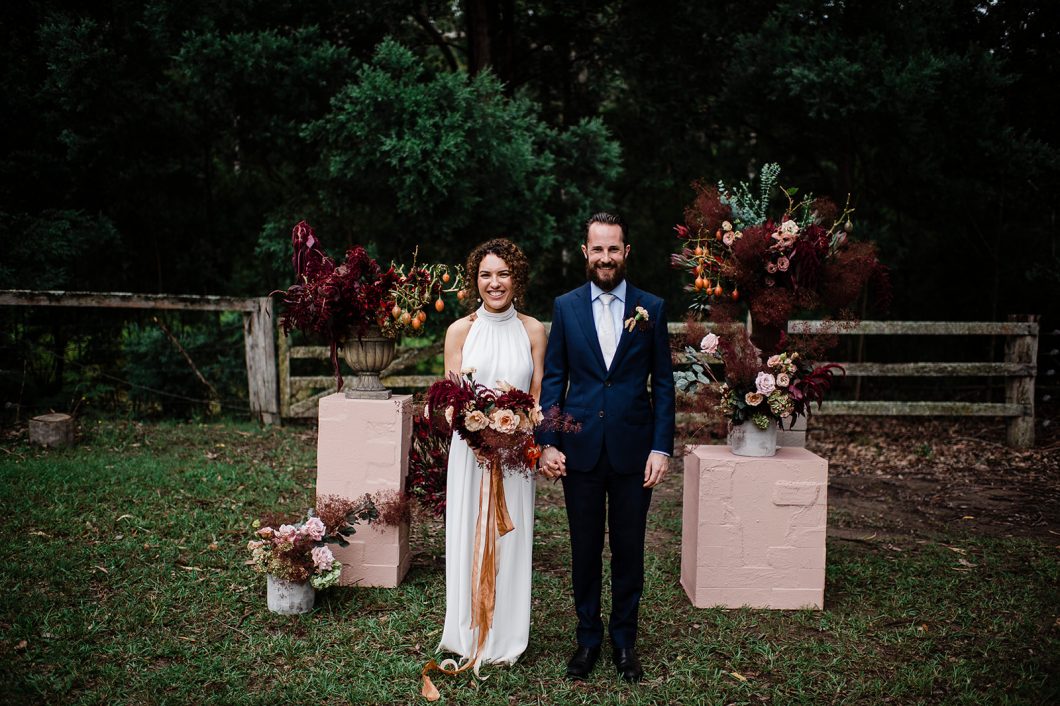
(380, 374, 437, 388)
(786, 320, 1039, 336)
(823, 362, 1035, 377)
(243, 298, 279, 425)
(0, 289, 262, 312)
(1004, 314, 1038, 448)
(814, 401, 1023, 417)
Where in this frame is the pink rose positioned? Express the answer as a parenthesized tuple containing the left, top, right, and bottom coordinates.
(777, 256, 790, 272)
(489, 409, 519, 433)
(311, 545, 335, 572)
(766, 262, 778, 274)
(302, 516, 325, 541)
(776, 372, 790, 387)
(744, 391, 765, 406)
(464, 410, 489, 432)
(722, 231, 735, 246)
(755, 372, 776, 395)
(700, 333, 720, 355)
(766, 354, 782, 367)
(277, 524, 298, 542)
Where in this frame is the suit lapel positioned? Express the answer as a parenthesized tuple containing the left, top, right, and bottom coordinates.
(572, 283, 607, 371)
(609, 283, 639, 370)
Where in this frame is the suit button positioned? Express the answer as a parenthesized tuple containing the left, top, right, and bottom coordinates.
(598, 411, 605, 418)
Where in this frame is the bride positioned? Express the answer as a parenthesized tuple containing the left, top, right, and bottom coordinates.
(437, 238, 547, 669)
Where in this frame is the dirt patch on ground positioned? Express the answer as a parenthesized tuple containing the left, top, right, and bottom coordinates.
(807, 416, 1059, 542)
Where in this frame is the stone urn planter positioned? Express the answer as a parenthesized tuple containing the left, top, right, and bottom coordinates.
(727, 421, 778, 457)
(340, 335, 397, 399)
(266, 574, 315, 614)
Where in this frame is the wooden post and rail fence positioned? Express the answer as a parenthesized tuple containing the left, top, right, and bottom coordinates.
(0, 290, 1039, 447)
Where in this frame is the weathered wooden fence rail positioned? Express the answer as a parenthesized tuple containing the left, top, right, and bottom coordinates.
(784, 316, 1039, 447)
(0, 289, 279, 424)
(281, 316, 1039, 447)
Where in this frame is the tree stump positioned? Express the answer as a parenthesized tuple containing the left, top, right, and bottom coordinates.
(29, 413, 75, 448)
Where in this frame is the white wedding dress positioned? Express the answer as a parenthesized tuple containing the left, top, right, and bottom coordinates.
(438, 304, 535, 666)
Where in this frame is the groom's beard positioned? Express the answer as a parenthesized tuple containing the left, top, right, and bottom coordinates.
(586, 259, 626, 291)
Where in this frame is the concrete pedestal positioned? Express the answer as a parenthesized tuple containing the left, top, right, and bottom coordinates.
(317, 393, 413, 588)
(681, 446, 827, 610)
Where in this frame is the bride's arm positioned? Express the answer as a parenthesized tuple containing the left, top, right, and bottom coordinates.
(523, 316, 548, 402)
(443, 317, 473, 376)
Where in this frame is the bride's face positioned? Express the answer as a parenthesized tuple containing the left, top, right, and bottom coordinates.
(477, 253, 515, 312)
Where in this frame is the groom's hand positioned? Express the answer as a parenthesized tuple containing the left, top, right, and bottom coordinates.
(539, 446, 567, 479)
(643, 452, 669, 488)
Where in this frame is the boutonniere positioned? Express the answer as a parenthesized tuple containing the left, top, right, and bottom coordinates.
(624, 305, 651, 332)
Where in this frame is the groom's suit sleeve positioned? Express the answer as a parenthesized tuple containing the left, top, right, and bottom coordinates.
(537, 298, 568, 448)
(651, 299, 677, 456)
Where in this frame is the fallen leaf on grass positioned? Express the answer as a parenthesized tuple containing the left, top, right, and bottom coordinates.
(957, 558, 977, 568)
(960, 516, 975, 520)
(730, 671, 748, 682)
(14, 640, 27, 651)
(93, 566, 109, 574)
(946, 546, 967, 555)
(178, 636, 196, 642)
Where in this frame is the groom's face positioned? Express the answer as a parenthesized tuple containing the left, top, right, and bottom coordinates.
(582, 223, 629, 291)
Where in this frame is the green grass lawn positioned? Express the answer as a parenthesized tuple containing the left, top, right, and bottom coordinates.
(1, 420, 1057, 704)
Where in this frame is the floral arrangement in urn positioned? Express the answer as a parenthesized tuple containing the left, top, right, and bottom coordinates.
(274, 221, 464, 390)
(675, 328, 842, 431)
(246, 494, 378, 589)
(671, 163, 889, 353)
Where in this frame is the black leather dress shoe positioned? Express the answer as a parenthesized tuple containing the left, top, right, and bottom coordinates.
(565, 645, 601, 680)
(613, 647, 643, 683)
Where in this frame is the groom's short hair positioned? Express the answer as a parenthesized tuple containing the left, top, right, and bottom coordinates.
(585, 212, 628, 244)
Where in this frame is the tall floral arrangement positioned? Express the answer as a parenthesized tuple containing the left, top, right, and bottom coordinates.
(274, 221, 463, 389)
(672, 164, 889, 353)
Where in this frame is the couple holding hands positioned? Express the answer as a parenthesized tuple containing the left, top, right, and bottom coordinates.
(437, 212, 676, 685)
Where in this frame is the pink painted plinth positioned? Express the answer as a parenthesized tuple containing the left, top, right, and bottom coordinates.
(681, 445, 828, 610)
(317, 393, 412, 588)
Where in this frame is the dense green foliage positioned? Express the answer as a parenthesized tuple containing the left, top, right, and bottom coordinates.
(1, 1, 1056, 415)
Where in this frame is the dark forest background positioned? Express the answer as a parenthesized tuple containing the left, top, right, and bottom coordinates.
(1, 0, 1057, 417)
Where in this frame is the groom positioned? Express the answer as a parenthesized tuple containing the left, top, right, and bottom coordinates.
(538, 212, 676, 683)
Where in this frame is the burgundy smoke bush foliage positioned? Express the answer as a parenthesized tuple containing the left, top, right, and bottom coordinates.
(315, 493, 378, 533)
(749, 287, 795, 330)
(810, 197, 839, 227)
(819, 241, 885, 311)
(717, 328, 763, 389)
(373, 489, 412, 526)
(684, 182, 734, 233)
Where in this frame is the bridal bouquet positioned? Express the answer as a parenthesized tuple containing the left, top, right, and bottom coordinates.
(425, 370, 581, 474)
(676, 328, 842, 430)
(425, 371, 546, 474)
(246, 494, 378, 589)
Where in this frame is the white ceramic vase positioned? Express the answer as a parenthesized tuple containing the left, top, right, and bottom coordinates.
(727, 421, 778, 457)
(266, 574, 315, 614)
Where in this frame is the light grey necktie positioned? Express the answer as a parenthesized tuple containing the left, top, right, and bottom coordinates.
(598, 292, 617, 368)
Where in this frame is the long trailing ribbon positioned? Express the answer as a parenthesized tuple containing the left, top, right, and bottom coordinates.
(421, 457, 514, 701)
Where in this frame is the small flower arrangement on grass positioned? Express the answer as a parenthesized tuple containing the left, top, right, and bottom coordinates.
(246, 494, 378, 589)
(675, 328, 843, 430)
(274, 220, 464, 389)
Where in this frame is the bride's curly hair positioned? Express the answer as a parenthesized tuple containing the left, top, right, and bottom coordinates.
(462, 238, 529, 311)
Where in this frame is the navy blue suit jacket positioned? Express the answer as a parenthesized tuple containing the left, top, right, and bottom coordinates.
(538, 282, 676, 474)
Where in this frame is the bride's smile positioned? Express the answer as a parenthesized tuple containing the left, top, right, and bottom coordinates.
(478, 253, 515, 312)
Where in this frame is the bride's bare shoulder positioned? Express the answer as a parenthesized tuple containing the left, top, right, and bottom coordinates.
(446, 315, 475, 340)
(517, 312, 546, 337)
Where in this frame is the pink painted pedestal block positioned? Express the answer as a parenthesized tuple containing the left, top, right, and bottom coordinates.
(317, 393, 413, 588)
(681, 446, 828, 610)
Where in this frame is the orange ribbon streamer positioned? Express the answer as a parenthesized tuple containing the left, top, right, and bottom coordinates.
(421, 457, 514, 701)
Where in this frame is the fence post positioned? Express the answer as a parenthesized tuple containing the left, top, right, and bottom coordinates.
(277, 319, 291, 418)
(244, 297, 279, 425)
(1005, 314, 1038, 448)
